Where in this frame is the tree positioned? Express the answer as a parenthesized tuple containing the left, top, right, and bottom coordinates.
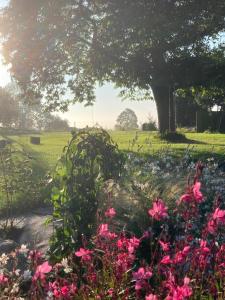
(44, 115, 69, 131)
(1, 1, 225, 132)
(115, 108, 138, 131)
(0, 87, 19, 127)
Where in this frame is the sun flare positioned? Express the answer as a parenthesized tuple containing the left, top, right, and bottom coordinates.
(0, 55, 11, 87)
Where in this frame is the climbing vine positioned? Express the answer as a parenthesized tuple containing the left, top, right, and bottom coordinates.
(49, 128, 125, 259)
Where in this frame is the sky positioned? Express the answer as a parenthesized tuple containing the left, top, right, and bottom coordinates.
(0, 0, 157, 128)
(0, 57, 157, 128)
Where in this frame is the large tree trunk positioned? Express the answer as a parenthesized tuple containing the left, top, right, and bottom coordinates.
(152, 85, 176, 133)
(169, 86, 176, 132)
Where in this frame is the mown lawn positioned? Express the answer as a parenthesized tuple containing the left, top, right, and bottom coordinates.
(11, 131, 225, 170)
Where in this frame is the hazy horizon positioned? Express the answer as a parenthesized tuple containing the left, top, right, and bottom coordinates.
(0, 58, 157, 129)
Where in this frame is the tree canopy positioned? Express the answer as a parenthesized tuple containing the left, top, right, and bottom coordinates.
(115, 108, 138, 131)
(1, 1, 225, 132)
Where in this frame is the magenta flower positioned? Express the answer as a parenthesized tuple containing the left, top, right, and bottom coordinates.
(105, 207, 116, 218)
(61, 285, 69, 297)
(75, 248, 93, 262)
(159, 240, 170, 252)
(148, 199, 168, 221)
(160, 255, 172, 265)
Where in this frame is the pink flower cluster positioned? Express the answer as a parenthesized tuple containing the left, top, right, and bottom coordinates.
(1, 168, 225, 299)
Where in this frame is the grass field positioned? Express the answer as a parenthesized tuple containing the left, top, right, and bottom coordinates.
(11, 131, 225, 170)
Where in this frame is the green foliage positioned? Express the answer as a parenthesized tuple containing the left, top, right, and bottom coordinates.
(49, 128, 125, 259)
(142, 121, 157, 131)
(1, 1, 225, 132)
(0, 141, 44, 232)
(44, 115, 69, 131)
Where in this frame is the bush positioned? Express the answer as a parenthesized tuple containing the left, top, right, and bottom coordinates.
(0, 143, 45, 231)
(142, 122, 157, 131)
(49, 128, 125, 259)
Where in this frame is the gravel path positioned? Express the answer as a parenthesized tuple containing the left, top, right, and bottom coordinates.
(0, 207, 53, 254)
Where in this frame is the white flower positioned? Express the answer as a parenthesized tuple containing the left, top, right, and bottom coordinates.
(46, 291, 54, 300)
(61, 258, 72, 273)
(0, 253, 9, 266)
(19, 244, 29, 254)
(11, 283, 19, 294)
(23, 270, 32, 280)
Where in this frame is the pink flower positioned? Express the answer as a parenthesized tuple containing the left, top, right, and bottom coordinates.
(199, 240, 210, 254)
(160, 255, 172, 265)
(207, 219, 217, 234)
(128, 237, 140, 254)
(98, 223, 117, 239)
(116, 252, 135, 274)
(174, 246, 190, 264)
(213, 208, 225, 224)
(99, 223, 109, 237)
(166, 277, 192, 300)
(179, 193, 192, 203)
(179, 181, 203, 204)
(159, 240, 170, 252)
(193, 181, 203, 202)
(146, 294, 158, 300)
(107, 288, 114, 296)
(148, 199, 168, 221)
(61, 285, 69, 297)
(0, 274, 8, 284)
(174, 251, 185, 264)
(179, 277, 192, 298)
(75, 248, 93, 262)
(107, 232, 118, 239)
(33, 261, 52, 281)
(133, 267, 152, 290)
(182, 246, 190, 256)
(105, 207, 116, 218)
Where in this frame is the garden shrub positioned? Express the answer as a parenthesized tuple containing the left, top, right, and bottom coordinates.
(142, 122, 157, 131)
(49, 128, 125, 259)
(0, 143, 45, 233)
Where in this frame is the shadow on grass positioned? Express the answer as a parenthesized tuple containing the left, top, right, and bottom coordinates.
(155, 132, 208, 145)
